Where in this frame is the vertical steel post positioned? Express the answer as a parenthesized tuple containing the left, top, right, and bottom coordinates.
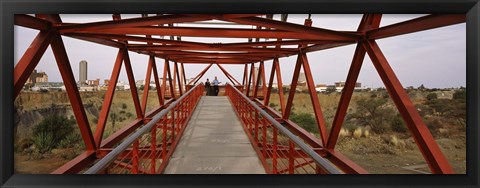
(132, 140, 139, 174)
(150, 123, 157, 174)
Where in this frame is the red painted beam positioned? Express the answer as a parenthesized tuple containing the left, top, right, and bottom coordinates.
(65, 33, 211, 48)
(188, 64, 213, 85)
(94, 49, 124, 148)
(174, 62, 184, 95)
(141, 56, 154, 114)
(253, 61, 264, 98)
(216, 64, 241, 85)
(14, 31, 53, 99)
(123, 49, 145, 119)
(73, 26, 327, 40)
(367, 14, 465, 40)
(128, 45, 298, 53)
(217, 39, 333, 48)
(151, 57, 165, 105)
(165, 60, 176, 99)
(57, 14, 211, 33)
(14, 14, 51, 30)
(327, 14, 382, 150)
(66, 35, 124, 48)
(301, 42, 353, 53)
(299, 53, 328, 145)
(181, 63, 187, 87)
(226, 16, 360, 41)
(175, 60, 250, 65)
(283, 55, 302, 119)
(50, 34, 96, 151)
(363, 39, 454, 174)
(51, 151, 96, 174)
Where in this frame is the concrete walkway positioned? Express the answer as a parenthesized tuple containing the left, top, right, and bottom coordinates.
(163, 96, 265, 174)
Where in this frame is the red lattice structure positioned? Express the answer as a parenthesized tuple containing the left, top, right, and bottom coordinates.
(14, 14, 464, 174)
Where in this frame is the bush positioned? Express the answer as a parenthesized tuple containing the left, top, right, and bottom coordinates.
(58, 132, 81, 148)
(390, 115, 408, 133)
(453, 89, 466, 101)
(32, 115, 76, 153)
(426, 93, 438, 101)
(351, 97, 392, 134)
(33, 132, 55, 153)
(290, 112, 317, 133)
(353, 128, 362, 138)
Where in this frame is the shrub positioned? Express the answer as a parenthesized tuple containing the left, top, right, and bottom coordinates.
(353, 128, 362, 138)
(390, 115, 408, 133)
(58, 132, 81, 148)
(339, 128, 350, 137)
(33, 132, 55, 153)
(425, 117, 443, 134)
(426, 93, 438, 101)
(363, 129, 370, 138)
(453, 89, 466, 101)
(290, 112, 317, 133)
(352, 97, 392, 134)
(32, 115, 76, 152)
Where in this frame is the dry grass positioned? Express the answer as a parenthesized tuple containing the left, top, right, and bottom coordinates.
(339, 128, 350, 137)
(353, 128, 363, 139)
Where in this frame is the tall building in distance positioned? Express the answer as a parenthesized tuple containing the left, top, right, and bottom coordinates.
(298, 72, 307, 86)
(79, 60, 88, 85)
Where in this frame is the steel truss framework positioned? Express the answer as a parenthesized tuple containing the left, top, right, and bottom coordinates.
(13, 13, 465, 174)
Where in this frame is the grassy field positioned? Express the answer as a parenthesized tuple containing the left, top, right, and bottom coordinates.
(266, 88, 466, 174)
(13, 88, 466, 174)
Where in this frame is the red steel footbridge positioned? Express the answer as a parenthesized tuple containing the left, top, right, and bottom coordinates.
(14, 14, 465, 174)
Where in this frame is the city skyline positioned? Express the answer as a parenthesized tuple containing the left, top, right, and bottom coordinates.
(14, 14, 466, 89)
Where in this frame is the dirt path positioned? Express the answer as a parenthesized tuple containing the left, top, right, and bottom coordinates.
(14, 153, 69, 174)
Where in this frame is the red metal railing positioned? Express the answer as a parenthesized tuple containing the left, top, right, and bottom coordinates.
(225, 84, 341, 174)
(84, 84, 204, 174)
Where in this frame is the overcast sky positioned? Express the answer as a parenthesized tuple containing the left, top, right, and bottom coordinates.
(14, 14, 466, 88)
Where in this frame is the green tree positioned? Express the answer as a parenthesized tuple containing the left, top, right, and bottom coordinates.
(352, 97, 393, 133)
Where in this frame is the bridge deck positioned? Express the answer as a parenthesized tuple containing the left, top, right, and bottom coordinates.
(163, 96, 266, 174)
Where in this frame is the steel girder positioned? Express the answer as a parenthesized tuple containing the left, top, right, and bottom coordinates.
(13, 13, 464, 174)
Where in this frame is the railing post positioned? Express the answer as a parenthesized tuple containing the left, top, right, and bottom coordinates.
(262, 118, 267, 158)
(132, 140, 139, 174)
(273, 126, 278, 174)
(289, 140, 295, 174)
(150, 124, 157, 174)
(172, 109, 176, 140)
(254, 110, 259, 142)
(162, 115, 167, 160)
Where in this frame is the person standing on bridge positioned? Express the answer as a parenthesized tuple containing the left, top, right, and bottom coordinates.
(205, 78, 211, 96)
(213, 76, 221, 96)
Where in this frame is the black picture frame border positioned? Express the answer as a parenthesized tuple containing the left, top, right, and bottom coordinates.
(1, 0, 479, 187)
